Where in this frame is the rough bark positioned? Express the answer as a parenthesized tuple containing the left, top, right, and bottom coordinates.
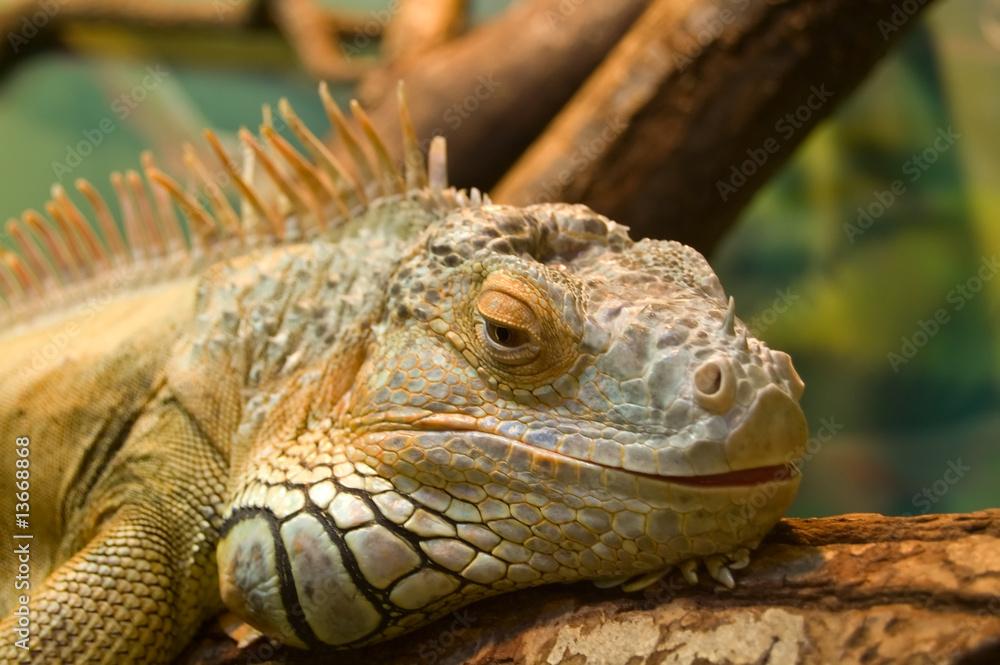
(490, 0, 941, 251)
(180, 509, 1000, 665)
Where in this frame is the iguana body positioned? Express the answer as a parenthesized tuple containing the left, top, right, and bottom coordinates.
(0, 85, 807, 662)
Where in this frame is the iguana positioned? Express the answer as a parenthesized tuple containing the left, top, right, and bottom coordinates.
(0, 83, 808, 663)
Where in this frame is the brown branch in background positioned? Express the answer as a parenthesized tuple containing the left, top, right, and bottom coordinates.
(357, 0, 653, 195)
(491, 0, 941, 252)
(180, 509, 1000, 664)
(382, 0, 466, 60)
(0, 0, 383, 77)
(272, 0, 374, 80)
(40, 0, 261, 28)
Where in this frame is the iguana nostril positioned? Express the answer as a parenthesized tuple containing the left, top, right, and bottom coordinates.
(694, 359, 736, 412)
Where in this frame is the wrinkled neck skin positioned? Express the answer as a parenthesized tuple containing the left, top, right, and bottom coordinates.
(211, 202, 808, 651)
(166, 198, 439, 480)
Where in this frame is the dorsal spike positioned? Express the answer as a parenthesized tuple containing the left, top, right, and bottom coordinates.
(111, 171, 148, 263)
(320, 82, 381, 200)
(75, 178, 127, 264)
(351, 98, 404, 196)
(145, 168, 221, 250)
(126, 170, 168, 258)
(722, 296, 736, 336)
(141, 151, 185, 254)
(0, 248, 30, 301)
(24, 209, 80, 282)
(6, 219, 60, 288)
(182, 143, 245, 243)
(0, 246, 41, 295)
(240, 127, 314, 239)
(278, 96, 363, 211)
(45, 201, 93, 277)
(257, 125, 325, 236)
(397, 82, 428, 191)
(50, 184, 111, 271)
(261, 125, 338, 231)
(204, 128, 285, 240)
(428, 135, 449, 191)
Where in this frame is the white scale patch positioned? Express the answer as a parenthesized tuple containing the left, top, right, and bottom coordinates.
(345, 525, 422, 589)
(330, 492, 374, 529)
(218, 518, 306, 648)
(389, 569, 460, 610)
(404, 508, 456, 538)
(280, 513, 382, 645)
(268, 486, 305, 519)
(462, 551, 507, 585)
(419, 538, 477, 572)
(307, 480, 337, 510)
(373, 491, 416, 524)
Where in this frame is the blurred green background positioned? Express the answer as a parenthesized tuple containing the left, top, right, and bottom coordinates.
(0, 0, 997, 517)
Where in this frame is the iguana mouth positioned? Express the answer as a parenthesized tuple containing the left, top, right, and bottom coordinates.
(377, 412, 801, 488)
(631, 463, 799, 488)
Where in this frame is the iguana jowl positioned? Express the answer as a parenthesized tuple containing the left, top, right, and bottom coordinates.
(0, 83, 808, 662)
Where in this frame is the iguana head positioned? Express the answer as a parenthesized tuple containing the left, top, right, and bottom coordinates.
(347, 200, 807, 572)
(215, 88, 807, 650)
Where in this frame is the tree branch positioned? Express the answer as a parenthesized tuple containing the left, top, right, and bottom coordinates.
(491, 0, 941, 252)
(181, 510, 1000, 664)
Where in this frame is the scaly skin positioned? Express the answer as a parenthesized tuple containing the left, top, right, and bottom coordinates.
(0, 86, 807, 662)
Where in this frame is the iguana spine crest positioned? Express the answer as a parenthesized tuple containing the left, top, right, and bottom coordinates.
(0, 82, 465, 328)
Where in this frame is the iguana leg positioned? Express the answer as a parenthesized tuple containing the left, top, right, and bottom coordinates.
(2, 507, 192, 663)
(0, 392, 228, 664)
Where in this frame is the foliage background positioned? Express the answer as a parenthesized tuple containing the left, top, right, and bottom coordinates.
(0, 0, 997, 517)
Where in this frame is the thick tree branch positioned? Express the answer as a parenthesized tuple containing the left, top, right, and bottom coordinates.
(181, 509, 1000, 664)
(491, 0, 941, 251)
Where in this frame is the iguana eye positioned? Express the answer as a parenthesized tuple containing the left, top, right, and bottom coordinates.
(476, 290, 541, 365)
(484, 320, 529, 348)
